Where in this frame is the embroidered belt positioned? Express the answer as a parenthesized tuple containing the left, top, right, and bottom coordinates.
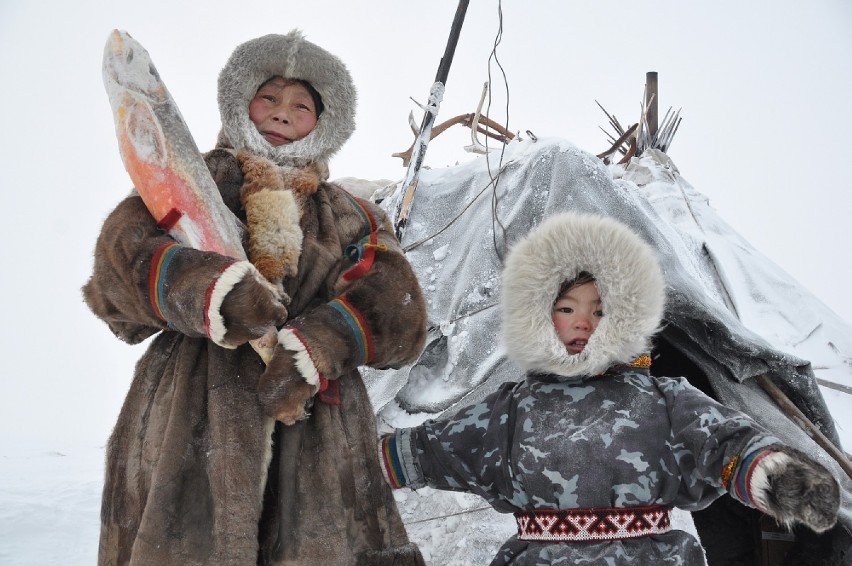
(515, 505, 672, 542)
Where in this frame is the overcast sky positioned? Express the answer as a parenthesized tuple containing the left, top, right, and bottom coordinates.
(1, 0, 850, 451)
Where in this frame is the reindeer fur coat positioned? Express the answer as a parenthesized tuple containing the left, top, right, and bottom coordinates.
(84, 32, 427, 565)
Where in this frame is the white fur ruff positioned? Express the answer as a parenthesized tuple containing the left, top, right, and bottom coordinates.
(218, 31, 356, 167)
(207, 261, 261, 348)
(501, 213, 666, 379)
(749, 451, 791, 514)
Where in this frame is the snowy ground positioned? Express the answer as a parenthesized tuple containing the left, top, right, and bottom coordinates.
(0, 445, 103, 565)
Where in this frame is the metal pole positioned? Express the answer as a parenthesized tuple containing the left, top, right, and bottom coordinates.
(393, 0, 470, 239)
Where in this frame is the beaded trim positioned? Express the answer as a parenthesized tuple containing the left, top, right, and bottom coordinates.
(721, 454, 740, 490)
(515, 506, 672, 542)
(629, 354, 652, 369)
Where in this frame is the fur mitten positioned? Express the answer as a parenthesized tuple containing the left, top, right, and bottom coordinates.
(257, 328, 321, 424)
(216, 263, 288, 347)
(748, 445, 840, 533)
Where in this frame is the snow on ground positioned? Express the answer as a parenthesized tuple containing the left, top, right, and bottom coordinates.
(0, 445, 103, 565)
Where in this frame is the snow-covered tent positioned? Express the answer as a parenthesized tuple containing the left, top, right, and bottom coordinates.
(356, 137, 852, 565)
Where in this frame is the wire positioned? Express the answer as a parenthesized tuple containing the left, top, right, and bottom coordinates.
(404, 505, 495, 526)
(485, 0, 511, 263)
(403, 160, 516, 253)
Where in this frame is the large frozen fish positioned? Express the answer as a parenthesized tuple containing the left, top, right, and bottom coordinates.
(102, 30, 276, 362)
(102, 29, 246, 260)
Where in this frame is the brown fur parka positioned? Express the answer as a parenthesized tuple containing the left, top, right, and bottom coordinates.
(83, 148, 428, 565)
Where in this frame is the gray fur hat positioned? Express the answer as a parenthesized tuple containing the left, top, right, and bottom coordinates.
(501, 212, 666, 380)
(217, 31, 356, 167)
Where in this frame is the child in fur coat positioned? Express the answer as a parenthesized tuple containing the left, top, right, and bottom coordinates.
(86, 31, 427, 565)
(377, 212, 840, 565)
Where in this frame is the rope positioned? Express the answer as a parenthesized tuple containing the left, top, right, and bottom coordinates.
(402, 2, 516, 257)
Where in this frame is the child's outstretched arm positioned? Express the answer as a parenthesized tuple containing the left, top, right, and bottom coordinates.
(659, 376, 840, 533)
(377, 382, 524, 513)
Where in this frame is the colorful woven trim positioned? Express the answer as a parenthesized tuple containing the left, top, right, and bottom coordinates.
(328, 297, 375, 365)
(379, 434, 408, 489)
(721, 454, 740, 490)
(148, 242, 182, 323)
(340, 191, 386, 282)
(515, 506, 672, 542)
(732, 449, 773, 507)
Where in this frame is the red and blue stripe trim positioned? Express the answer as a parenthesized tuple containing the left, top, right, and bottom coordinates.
(329, 296, 375, 365)
(732, 449, 772, 506)
(380, 434, 408, 489)
(148, 241, 181, 323)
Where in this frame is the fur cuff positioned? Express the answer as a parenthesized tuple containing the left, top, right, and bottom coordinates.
(205, 261, 259, 348)
(277, 327, 321, 387)
(747, 451, 789, 513)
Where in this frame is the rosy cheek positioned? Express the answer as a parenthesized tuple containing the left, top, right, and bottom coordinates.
(248, 100, 265, 126)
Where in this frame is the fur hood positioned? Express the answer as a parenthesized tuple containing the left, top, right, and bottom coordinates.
(501, 212, 666, 380)
(217, 30, 356, 167)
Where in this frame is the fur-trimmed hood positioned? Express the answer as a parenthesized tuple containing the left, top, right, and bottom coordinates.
(501, 212, 666, 380)
(217, 30, 356, 167)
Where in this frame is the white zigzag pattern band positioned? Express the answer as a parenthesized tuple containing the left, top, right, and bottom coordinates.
(515, 507, 672, 542)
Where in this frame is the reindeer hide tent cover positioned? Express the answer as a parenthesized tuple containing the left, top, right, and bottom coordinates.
(358, 137, 852, 563)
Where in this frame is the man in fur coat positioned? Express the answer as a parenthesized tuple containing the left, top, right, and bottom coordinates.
(85, 31, 427, 565)
(378, 213, 840, 565)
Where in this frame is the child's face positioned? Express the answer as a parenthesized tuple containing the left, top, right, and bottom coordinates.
(249, 78, 319, 146)
(551, 281, 603, 354)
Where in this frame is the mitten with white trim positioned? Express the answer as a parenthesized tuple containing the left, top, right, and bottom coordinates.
(257, 328, 320, 425)
(218, 267, 289, 347)
(746, 445, 840, 533)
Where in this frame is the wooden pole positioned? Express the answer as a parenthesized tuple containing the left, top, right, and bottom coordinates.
(645, 71, 658, 141)
(755, 374, 852, 479)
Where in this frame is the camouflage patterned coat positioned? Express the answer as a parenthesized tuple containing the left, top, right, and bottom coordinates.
(387, 367, 780, 564)
(379, 213, 782, 565)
